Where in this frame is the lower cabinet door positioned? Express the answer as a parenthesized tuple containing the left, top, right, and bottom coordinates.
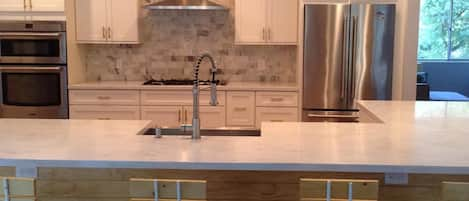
(256, 107, 298, 128)
(69, 105, 140, 120)
(141, 106, 183, 128)
(185, 106, 226, 129)
(226, 92, 255, 127)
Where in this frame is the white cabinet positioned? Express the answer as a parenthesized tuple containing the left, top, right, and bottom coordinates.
(75, 0, 107, 42)
(186, 106, 226, 129)
(75, 0, 140, 44)
(235, 0, 298, 45)
(108, 0, 140, 42)
(268, 0, 298, 44)
(235, 0, 267, 44)
(0, 0, 25, 12)
(141, 106, 183, 128)
(226, 92, 256, 127)
(255, 92, 299, 128)
(30, 0, 64, 12)
(140, 90, 226, 128)
(69, 88, 299, 129)
(69, 90, 140, 105)
(142, 106, 226, 129)
(256, 107, 298, 128)
(70, 105, 140, 120)
(141, 91, 226, 106)
(0, 0, 64, 12)
(256, 92, 299, 107)
(69, 89, 141, 121)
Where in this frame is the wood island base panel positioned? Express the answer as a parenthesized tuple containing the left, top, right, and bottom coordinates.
(30, 168, 469, 201)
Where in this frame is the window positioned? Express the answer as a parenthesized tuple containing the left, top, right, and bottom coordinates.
(418, 0, 468, 60)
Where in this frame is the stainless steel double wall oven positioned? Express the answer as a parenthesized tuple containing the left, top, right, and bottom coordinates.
(0, 21, 68, 119)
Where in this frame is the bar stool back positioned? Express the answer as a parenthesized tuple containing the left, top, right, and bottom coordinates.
(0, 177, 36, 201)
(129, 178, 207, 201)
(442, 182, 469, 201)
(300, 178, 379, 201)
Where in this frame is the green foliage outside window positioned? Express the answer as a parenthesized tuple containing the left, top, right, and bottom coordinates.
(418, 0, 468, 60)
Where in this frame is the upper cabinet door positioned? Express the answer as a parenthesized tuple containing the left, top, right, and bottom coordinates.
(108, 0, 140, 43)
(0, 0, 25, 12)
(268, 0, 298, 44)
(235, 0, 267, 44)
(30, 0, 64, 12)
(75, 0, 108, 42)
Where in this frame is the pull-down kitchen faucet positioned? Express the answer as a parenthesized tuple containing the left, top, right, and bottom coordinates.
(192, 53, 218, 139)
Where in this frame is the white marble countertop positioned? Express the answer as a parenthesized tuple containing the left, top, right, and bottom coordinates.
(68, 81, 299, 91)
(2, 101, 469, 174)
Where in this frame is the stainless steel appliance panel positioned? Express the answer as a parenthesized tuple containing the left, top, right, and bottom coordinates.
(302, 3, 396, 122)
(303, 4, 351, 110)
(354, 4, 395, 101)
(0, 66, 68, 119)
(0, 21, 67, 64)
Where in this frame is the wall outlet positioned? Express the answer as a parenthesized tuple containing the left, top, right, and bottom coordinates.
(385, 173, 409, 185)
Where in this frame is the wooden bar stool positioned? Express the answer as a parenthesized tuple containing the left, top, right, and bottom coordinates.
(129, 178, 207, 201)
(0, 177, 36, 201)
(300, 178, 379, 201)
(442, 182, 469, 201)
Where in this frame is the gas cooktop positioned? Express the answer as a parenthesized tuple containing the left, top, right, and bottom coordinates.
(143, 79, 227, 86)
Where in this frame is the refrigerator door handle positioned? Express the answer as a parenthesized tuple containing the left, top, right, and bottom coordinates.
(341, 15, 348, 100)
(343, 14, 351, 101)
(307, 114, 360, 119)
(350, 16, 358, 99)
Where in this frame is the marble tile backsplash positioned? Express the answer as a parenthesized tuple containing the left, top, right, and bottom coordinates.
(85, 1, 297, 83)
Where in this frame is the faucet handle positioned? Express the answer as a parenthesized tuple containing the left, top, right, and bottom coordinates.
(154, 127, 162, 138)
(210, 83, 218, 106)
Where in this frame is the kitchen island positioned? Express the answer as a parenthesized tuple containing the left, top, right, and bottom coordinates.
(1, 101, 469, 200)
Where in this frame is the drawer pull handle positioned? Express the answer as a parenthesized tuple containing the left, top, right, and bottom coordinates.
(178, 110, 182, 123)
(98, 118, 111, 120)
(234, 107, 247, 112)
(270, 120, 284, 122)
(270, 98, 284, 102)
(97, 96, 111, 100)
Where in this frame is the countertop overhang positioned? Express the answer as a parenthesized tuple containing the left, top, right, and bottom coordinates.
(1, 101, 469, 174)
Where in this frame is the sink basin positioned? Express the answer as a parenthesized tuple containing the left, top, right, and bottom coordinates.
(144, 128, 261, 137)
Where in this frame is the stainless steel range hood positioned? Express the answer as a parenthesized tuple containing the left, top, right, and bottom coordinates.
(145, 0, 228, 10)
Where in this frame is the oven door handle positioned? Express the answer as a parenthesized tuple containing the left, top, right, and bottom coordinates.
(0, 66, 63, 72)
(0, 32, 62, 37)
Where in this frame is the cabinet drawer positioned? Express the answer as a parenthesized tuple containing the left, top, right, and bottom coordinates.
(186, 106, 226, 129)
(227, 92, 255, 127)
(141, 106, 183, 128)
(256, 107, 298, 128)
(141, 91, 226, 106)
(256, 92, 298, 107)
(69, 90, 140, 105)
(70, 105, 140, 120)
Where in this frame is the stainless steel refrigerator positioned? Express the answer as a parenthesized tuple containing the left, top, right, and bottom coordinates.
(302, 3, 395, 122)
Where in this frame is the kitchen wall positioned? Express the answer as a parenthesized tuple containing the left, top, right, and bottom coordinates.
(85, 0, 297, 83)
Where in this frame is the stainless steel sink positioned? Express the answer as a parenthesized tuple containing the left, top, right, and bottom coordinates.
(144, 128, 261, 137)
